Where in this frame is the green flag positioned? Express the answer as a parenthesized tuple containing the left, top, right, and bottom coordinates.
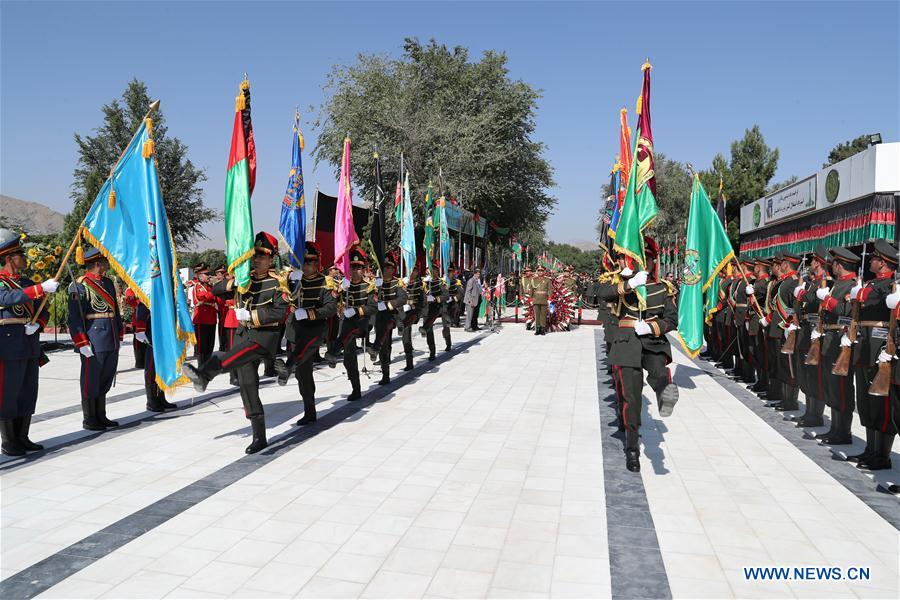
(676, 176, 735, 357)
(423, 182, 435, 264)
(225, 80, 256, 292)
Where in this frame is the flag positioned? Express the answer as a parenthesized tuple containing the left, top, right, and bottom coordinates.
(613, 61, 658, 271)
(333, 137, 359, 276)
(676, 176, 735, 358)
(371, 151, 386, 269)
(608, 162, 623, 240)
(225, 79, 256, 292)
(278, 111, 306, 267)
(81, 111, 195, 390)
(439, 196, 451, 283)
(511, 235, 522, 262)
(394, 153, 404, 223)
(598, 164, 617, 252)
(399, 172, 416, 275)
(716, 176, 727, 229)
(423, 181, 435, 263)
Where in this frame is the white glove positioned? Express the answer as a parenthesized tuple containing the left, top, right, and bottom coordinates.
(423, 275, 432, 283)
(810, 329, 822, 341)
(849, 281, 863, 299)
(401, 276, 409, 285)
(403, 304, 411, 312)
(840, 334, 852, 347)
(745, 321, 750, 331)
(877, 350, 895, 363)
(633, 320, 652, 336)
(41, 278, 60, 293)
(234, 307, 251, 322)
(427, 294, 435, 303)
(620, 267, 633, 277)
(793, 283, 806, 298)
(816, 287, 830, 301)
(135, 331, 150, 344)
(377, 301, 387, 311)
(886, 290, 900, 309)
(79, 345, 94, 358)
(289, 270, 303, 281)
(24, 323, 40, 335)
(374, 277, 383, 288)
(628, 271, 648, 289)
(759, 316, 769, 327)
(294, 307, 308, 320)
(745, 285, 755, 295)
(340, 278, 351, 291)
(343, 307, 356, 318)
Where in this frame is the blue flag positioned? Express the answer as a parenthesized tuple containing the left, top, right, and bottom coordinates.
(279, 113, 306, 267)
(400, 172, 416, 276)
(608, 167, 622, 240)
(81, 114, 195, 391)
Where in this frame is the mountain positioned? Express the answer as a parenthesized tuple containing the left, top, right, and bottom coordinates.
(570, 240, 599, 252)
(0, 194, 65, 236)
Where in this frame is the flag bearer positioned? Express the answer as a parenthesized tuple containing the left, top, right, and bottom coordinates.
(420, 258, 451, 360)
(369, 251, 406, 384)
(336, 244, 377, 401)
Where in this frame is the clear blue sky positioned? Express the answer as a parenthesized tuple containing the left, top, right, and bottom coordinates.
(2, 1, 898, 250)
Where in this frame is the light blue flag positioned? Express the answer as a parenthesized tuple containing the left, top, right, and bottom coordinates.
(400, 172, 417, 275)
(279, 113, 306, 267)
(81, 115, 195, 391)
(439, 197, 451, 283)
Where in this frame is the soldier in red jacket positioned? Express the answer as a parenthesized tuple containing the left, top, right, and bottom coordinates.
(189, 263, 218, 366)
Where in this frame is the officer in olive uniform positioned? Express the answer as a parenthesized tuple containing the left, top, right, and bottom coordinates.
(848, 240, 897, 470)
(446, 265, 463, 327)
(133, 301, 177, 413)
(528, 265, 550, 335)
(793, 245, 830, 427)
(0, 229, 55, 455)
(399, 264, 424, 372)
(749, 258, 773, 395)
(182, 232, 289, 454)
(733, 259, 756, 385)
(68, 247, 124, 431)
(274, 242, 337, 425)
(595, 252, 621, 368)
(770, 252, 802, 411)
(334, 244, 378, 401)
(369, 251, 407, 385)
(420, 259, 451, 360)
(816, 247, 860, 445)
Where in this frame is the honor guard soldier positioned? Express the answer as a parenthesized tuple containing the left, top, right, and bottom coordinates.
(447, 264, 463, 327)
(133, 300, 175, 412)
(420, 259, 452, 360)
(323, 264, 344, 366)
(335, 244, 377, 401)
(595, 252, 621, 375)
(793, 245, 830, 427)
(68, 247, 124, 431)
(215, 267, 229, 352)
(748, 258, 773, 395)
(182, 232, 289, 454)
(816, 247, 860, 445)
(0, 229, 55, 455)
(596, 237, 678, 472)
(848, 240, 897, 469)
(885, 286, 900, 476)
(528, 265, 550, 335)
(124, 287, 146, 369)
(770, 252, 802, 412)
(760, 253, 785, 405)
(399, 263, 425, 372)
(189, 263, 218, 366)
(734, 258, 756, 384)
(368, 251, 406, 384)
(275, 242, 337, 425)
(718, 271, 736, 371)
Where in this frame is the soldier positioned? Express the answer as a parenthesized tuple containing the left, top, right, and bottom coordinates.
(420, 259, 452, 360)
(189, 263, 218, 366)
(215, 267, 229, 352)
(68, 247, 124, 431)
(815, 247, 859, 445)
(123, 287, 146, 369)
(368, 250, 406, 384)
(748, 258, 773, 395)
(528, 265, 550, 335)
(717, 271, 736, 371)
(886, 286, 900, 478)
(132, 299, 174, 413)
(182, 232, 289, 453)
(847, 240, 896, 469)
(0, 229, 56, 455)
(793, 245, 830, 427)
(596, 237, 678, 472)
(760, 253, 785, 405)
(399, 263, 425, 372)
(334, 244, 377, 401)
(275, 242, 337, 425)
(769, 252, 802, 412)
(446, 264, 463, 327)
(323, 264, 344, 366)
(733, 258, 756, 385)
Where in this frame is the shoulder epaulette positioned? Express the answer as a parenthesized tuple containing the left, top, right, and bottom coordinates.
(662, 280, 677, 296)
(324, 275, 336, 290)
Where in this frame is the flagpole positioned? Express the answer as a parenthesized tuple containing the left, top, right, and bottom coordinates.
(310, 185, 319, 242)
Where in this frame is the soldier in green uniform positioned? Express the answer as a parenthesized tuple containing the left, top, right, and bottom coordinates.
(369, 251, 406, 385)
(761, 253, 785, 405)
(335, 244, 378, 401)
(420, 259, 451, 360)
(749, 258, 774, 396)
(597, 237, 678, 472)
(274, 242, 337, 425)
(446, 264, 463, 327)
(792, 245, 830, 427)
(182, 232, 289, 453)
(733, 258, 756, 385)
(528, 265, 550, 335)
(399, 263, 425, 372)
(770, 252, 802, 412)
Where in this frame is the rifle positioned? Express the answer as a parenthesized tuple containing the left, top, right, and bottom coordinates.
(869, 282, 896, 396)
(804, 279, 828, 366)
(832, 244, 866, 376)
(781, 257, 805, 355)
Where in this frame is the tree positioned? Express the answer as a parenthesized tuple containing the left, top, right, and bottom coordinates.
(63, 79, 216, 248)
(766, 175, 799, 194)
(312, 38, 556, 244)
(824, 135, 869, 167)
(725, 125, 779, 207)
(179, 249, 227, 270)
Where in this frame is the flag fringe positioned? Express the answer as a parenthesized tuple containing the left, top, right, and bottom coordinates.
(701, 251, 735, 293)
(675, 331, 702, 359)
(228, 247, 256, 293)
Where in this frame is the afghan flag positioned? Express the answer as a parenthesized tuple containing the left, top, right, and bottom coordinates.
(676, 176, 735, 357)
(613, 61, 658, 270)
(225, 79, 256, 292)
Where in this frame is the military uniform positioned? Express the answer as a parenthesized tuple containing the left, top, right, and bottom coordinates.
(183, 232, 289, 454)
(133, 301, 175, 413)
(770, 253, 802, 410)
(370, 251, 407, 385)
(732, 267, 755, 384)
(68, 248, 124, 431)
(0, 229, 53, 455)
(124, 287, 146, 369)
(189, 263, 218, 366)
(335, 245, 378, 401)
(420, 264, 451, 359)
(794, 246, 830, 427)
(447, 269, 463, 327)
(749, 259, 773, 394)
(528, 268, 550, 335)
(400, 270, 425, 372)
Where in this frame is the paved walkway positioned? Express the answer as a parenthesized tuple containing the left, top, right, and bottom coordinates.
(1, 323, 897, 599)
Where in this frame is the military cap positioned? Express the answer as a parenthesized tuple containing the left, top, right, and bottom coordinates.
(82, 247, 104, 264)
(254, 231, 278, 255)
(872, 240, 899, 265)
(214, 266, 226, 275)
(780, 251, 801, 265)
(349, 243, 367, 267)
(193, 262, 209, 274)
(829, 247, 861, 267)
(0, 228, 24, 258)
(810, 244, 829, 264)
(755, 256, 773, 266)
(304, 241, 322, 262)
(382, 249, 398, 268)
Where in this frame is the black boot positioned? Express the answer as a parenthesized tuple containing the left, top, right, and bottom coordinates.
(16, 416, 43, 451)
(347, 385, 362, 402)
(846, 427, 875, 462)
(403, 355, 414, 372)
(274, 358, 290, 386)
(0, 419, 25, 456)
(96, 395, 119, 428)
(825, 411, 853, 445)
(625, 430, 640, 472)
(443, 328, 452, 352)
(657, 384, 679, 417)
(181, 364, 209, 393)
(859, 432, 894, 470)
(798, 397, 824, 427)
(815, 408, 837, 440)
(245, 416, 268, 454)
(82, 397, 105, 431)
(379, 366, 390, 386)
(534, 326, 540, 336)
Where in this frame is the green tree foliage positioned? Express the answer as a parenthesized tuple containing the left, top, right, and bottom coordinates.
(546, 242, 601, 273)
(824, 135, 870, 167)
(766, 175, 799, 194)
(312, 38, 556, 244)
(63, 79, 216, 248)
(178, 248, 227, 270)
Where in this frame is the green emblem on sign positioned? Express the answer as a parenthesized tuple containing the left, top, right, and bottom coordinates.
(825, 169, 840, 203)
(753, 204, 761, 227)
(682, 249, 702, 285)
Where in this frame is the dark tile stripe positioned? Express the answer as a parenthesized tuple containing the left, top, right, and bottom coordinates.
(594, 330, 672, 600)
(0, 332, 489, 599)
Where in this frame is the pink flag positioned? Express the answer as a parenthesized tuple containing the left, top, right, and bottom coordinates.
(333, 137, 358, 275)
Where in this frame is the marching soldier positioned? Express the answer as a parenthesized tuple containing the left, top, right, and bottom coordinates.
(335, 244, 377, 401)
(596, 237, 678, 472)
(189, 263, 218, 366)
(528, 265, 550, 335)
(748, 258, 773, 395)
(399, 262, 425, 372)
(182, 232, 289, 454)
(68, 247, 124, 431)
(420, 259, 452, 360)
(596, 252, 621, 371)
(793, 245, 830, 427)
(323, 264, 344, 366)
(0, 229, 55, 455)
(275, 242, 337, 425)
(369, 251, 406, 384)
(816, 247, 859, 445)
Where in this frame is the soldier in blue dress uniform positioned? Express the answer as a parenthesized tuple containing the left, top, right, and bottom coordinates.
(0, 228, 56, 455)
(68, 247, 124, 431)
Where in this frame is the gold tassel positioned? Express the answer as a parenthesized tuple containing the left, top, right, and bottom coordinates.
(298, 131, 305, 152)
(636, 95, 642, 116)
(145, 117, 153, 137)
(641, 59, 652, 72)
(108, 187, 116, 210)
(75, 245, 84, 265)
(235, 93, 246, 112)
(142, 139, 155, 158)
